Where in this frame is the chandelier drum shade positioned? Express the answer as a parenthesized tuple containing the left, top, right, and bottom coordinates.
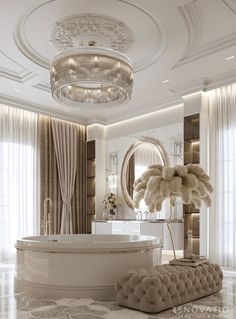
(50, 47, 133, 108)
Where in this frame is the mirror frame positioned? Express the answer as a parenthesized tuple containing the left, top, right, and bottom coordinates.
(120, 137, 170, 209)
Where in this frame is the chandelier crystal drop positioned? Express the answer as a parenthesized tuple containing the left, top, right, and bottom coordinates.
(50, 47, 133, 108)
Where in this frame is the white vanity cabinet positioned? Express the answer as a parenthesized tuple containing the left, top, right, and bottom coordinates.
(140, 222, 163, 237)
(92, 220, 184, 250)
(92, 220, 140, 235)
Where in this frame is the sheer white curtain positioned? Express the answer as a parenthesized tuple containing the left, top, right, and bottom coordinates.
(0, 104, 38, 262)
(209, 84, 236, 269)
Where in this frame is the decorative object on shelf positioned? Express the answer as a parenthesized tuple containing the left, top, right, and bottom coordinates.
(102, 192, 122, 218)
(133, 164, 213, 259)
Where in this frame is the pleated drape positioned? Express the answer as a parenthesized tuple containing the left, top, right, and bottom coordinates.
(0, 104, 38, 261)
(52, 119, 77, 234)
(209, 84, 236, 269)
(38, 115, 62, 234)
(39, 115, 86, 235)
(71, 124, 87, 234)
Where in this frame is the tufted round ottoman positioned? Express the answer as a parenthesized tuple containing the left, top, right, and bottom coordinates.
(115, 263, 223, 313)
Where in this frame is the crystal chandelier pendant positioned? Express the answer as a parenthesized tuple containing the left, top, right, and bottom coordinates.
(50, 46, 133, 108)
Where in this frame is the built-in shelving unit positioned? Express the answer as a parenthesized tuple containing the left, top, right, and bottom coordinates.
(86, 140, 96, 233)
(184, 114, 200, 255)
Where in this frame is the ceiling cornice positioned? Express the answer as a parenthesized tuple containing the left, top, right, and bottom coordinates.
(0, 93, 87, 125)
(1, 67, 236, 126)
(103, 95, 184, 125)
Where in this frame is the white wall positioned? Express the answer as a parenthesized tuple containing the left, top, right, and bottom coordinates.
(106, 104, 183, 139)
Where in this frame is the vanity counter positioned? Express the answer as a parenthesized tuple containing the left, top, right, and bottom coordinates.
(93, 219, 184, 223)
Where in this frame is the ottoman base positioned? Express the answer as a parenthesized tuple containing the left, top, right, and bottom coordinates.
(115, 263, 223, 313)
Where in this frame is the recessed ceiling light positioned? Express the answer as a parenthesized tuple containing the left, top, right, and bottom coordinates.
(14, 88, 21, 92)
(162, 79, 169, 84)
(226, 55, 234, 61)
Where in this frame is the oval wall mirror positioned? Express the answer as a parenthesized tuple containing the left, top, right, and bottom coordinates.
(120, 137, 170, 209)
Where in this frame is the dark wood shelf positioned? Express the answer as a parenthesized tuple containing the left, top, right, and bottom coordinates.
(87, 140, 95, 160)
(184, 137, 200, 142)
(184, 113, 200, 256)
(184, 211, 200, 214)
(86, 140, 96, 234)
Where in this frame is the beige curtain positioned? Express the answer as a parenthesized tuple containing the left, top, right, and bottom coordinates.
(39, 115, 86, 235)
(52, 119, 78, 234)
(39, 116, 62, 234)
(71, 125, 87, 234)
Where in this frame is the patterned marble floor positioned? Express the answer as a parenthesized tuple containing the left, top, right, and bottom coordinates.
(1, 263, 236, 319)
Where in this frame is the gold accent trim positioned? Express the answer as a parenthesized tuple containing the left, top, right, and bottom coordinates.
(15, 245, 162, 254)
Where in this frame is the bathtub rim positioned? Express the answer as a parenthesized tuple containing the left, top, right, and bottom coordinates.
(15, 234, 163, 299)
(15, 234, 163, 253)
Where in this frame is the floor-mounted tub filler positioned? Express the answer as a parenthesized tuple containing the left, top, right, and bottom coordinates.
(15, 234, 162, 298)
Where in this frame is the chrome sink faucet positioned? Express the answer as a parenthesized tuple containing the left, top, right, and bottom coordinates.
(135, 210, 142, 221)
(143, 211, 149, 221)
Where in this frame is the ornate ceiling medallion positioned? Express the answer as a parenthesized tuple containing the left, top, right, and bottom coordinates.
(50, 14, 135, 53)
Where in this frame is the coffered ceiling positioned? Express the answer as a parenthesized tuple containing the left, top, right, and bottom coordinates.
(0, 0, 236, 124)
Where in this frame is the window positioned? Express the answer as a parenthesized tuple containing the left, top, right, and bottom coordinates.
(0, 105, 38, 262)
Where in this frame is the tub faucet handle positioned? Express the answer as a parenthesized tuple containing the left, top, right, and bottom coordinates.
(43, 197, 53, 236)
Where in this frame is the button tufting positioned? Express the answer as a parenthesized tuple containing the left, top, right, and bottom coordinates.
(116, 263, 223, 314)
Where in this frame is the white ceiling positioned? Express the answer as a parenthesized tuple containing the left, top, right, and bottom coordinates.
(1, 0, 236, 125)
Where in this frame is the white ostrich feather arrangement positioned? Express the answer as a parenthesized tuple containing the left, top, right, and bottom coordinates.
(133, 164, 213, 212)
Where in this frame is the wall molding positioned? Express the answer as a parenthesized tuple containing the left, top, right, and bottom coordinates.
(175, 0, 203, 66)
(0, 67, 34, 83)
(171, 69, 236, 96)
(222, 0, 236, 15)
(205, 68, 236, 90)
(174, 0, 236, 68)
(0, 50, 35, 83)
(171, 78, 208, 96)
(177, 32, 236, 67)
(32, 82, 51, 93)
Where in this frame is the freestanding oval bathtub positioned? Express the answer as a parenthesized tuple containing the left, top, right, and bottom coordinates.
(15, 234, 162, 298)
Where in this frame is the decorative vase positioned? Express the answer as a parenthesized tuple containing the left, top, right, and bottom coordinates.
(106, 207, 116, 219)
(109, 208, 116, 215)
